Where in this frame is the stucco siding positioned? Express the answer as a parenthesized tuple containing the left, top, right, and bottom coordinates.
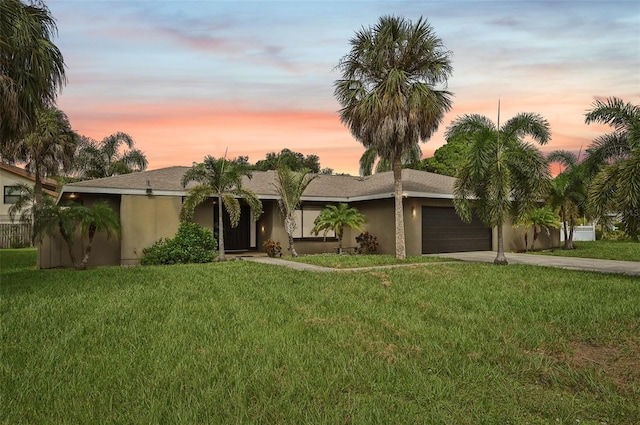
(120, 195, 181, 266)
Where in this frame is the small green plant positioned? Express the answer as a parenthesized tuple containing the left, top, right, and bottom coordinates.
(355, 231, 378, 254)
(141, 221, 216, 265)
(262, 239, 282, 258)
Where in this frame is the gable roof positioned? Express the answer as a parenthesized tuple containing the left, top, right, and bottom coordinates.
(0, 161, 59, 197)
(61, 166, 456, 201)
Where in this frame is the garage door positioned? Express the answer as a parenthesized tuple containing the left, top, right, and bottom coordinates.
(422, 207, 492, 254)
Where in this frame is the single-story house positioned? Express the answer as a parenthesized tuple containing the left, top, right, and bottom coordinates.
(1, 162, 58, 248)
(39, 167, 560, 268)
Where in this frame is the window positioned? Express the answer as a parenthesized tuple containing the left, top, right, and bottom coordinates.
(292, 206, 336, 239)
(3, 186, 22, 204)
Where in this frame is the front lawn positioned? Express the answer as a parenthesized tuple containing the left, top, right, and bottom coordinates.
(530, 240, 639, 262)
(2, 249, 639, 424)
(288, 253, 453, 268)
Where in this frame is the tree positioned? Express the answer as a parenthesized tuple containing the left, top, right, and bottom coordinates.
(335, 15, 453, 258)
(547, 150, 588, 249)
(180, 156, 263, 261)
(7, 107, 77, 208)
(420, 136, 471, 177)
(311, 203, 365, 254)
(72, 132, 147, 180)
(359, 144, 422, 176)
(273, 166, 317, 257)
(450, 110, 551, 265)
(254, 148, 321, 173)
(1, 0, 66, 150)
(514, 206, 560, 251)
(584, 97, 640, 240)
(33, 200, 120, 270)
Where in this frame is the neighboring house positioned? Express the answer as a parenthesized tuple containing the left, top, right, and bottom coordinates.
(1, 162, 58, 248)
(39, 167, 560, 268)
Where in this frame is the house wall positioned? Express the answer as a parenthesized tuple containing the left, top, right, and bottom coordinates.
(0, 168, 34, 223)
(38, 195, 121, 269)
(120, 194, 182, 266)
(500, 216, 560, 252)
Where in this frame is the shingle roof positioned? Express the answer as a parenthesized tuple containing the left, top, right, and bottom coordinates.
(63, 166, 455, 200)
(1, 161, 59, 197)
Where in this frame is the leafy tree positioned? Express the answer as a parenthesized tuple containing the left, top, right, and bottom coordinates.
(420, 136, 471, 177)
(335, 15, 453, 258)
(359, 144, 422, 176)
(72, 132, 147, 180)
(180, 156, 263, 261)
(0, 0, 66, 150)
(312, 203, 366, 254)
(7, 107, 77, 208)
(514, 206, 561, 251)
(254, 148, 321, 173)
(450, 110, 551, 265)
(273, 166, 317, 257)
(33, 200, 120, 270)
(584, 97, 640, 240)
(547, 150, 588, 249)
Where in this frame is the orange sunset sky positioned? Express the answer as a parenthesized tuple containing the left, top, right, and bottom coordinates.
(48, 0, 639, 175)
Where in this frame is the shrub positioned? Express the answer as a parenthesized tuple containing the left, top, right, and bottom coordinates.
(262, 239, 282, 258)
(141, 221, 216, 265)
(355, 231, 378, 254)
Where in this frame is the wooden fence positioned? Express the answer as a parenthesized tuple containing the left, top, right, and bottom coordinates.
(0, 223, 33, 248)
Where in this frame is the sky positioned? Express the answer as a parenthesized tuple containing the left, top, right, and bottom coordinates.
(47, 0, 639, 175)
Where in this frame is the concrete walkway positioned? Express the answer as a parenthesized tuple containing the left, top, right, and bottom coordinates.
(242, 252, 640, 276)
(426, 251, 640, 276)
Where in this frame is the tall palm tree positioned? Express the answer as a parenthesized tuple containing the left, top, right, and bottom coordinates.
(273, 166, 317, 257)
(335, 15, 453, 259)
(180, 156, 263, 261)
(547, 150, 588, 249)
(358, 144, 422, 176)
(450, 110, 551, 265)
(311, 203, 366, 254)
(9, 106, 77, 208)
(1, 0, 66, 150)
(584, 97, 640, 240)
(72, 132, 148, 180)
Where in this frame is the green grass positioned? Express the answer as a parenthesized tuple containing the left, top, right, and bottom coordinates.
(2, 248, 639, 424)
(530, 240, 640, 262)
(288, 253, 454, 268)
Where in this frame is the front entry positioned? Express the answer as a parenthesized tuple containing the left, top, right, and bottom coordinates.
(214, 205, 251, 251)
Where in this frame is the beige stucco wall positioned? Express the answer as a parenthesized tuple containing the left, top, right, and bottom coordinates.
(38, 195, 121, 269)
(499, 216, 560, 252)
(120, 194, 182, 266)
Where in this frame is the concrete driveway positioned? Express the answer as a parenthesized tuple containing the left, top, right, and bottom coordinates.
(427, 251, 640, 276)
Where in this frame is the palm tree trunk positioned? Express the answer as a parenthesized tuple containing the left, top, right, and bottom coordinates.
(79, 226, 96, 270)
(392, 157, 406, 259)
(285, 216, 298, 257)
(337, 228, 343, 254)
(217, 195, 225, 261)
(288, 232, 298, 257)
(494, 223, 508, 265)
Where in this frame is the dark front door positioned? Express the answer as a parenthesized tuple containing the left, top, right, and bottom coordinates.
(215, 205, 251, 251)
(422, 207, 492, 254)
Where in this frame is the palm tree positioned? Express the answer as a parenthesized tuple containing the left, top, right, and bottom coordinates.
(311, 203, 366, 254)
(335, 15, 453, 259)
(180, 156, 263, 261)
(514, 207, 561, 251)
(9, 107, 77, 208)
(584, 97, 640, 240)
(72, 132, 148, 180)
(273, 166, 317, 257)
(0, 0, 66, 150)
(450, 110, 551, 265)
(547, 150, 588, 249)
(359, 144, 422, 176)
(33, 200, 120, 269)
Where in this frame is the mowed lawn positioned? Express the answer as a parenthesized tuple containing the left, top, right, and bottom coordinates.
(2, 249, 639, 424)
(530, 240, 640, 262)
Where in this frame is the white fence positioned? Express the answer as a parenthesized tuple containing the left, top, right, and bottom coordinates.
(560, 224, 596, 242)
(0, 223, 33, 248)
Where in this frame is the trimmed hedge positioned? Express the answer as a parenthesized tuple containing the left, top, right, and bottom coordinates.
(141, 221, 216, 265)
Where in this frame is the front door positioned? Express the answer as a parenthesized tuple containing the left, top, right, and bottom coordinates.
(215, 205, 251, 251)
